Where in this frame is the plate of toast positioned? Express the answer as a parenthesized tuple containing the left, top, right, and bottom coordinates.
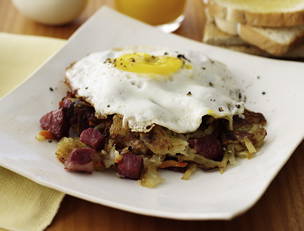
(203, 0, 304, 60)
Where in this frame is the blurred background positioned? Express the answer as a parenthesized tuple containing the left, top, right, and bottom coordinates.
(0, 0, 205, 41)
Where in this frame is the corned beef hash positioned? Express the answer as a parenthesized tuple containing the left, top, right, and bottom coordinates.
(38, 47, 267, 187)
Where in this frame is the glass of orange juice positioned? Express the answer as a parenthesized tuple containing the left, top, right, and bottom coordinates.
(114, 0, 186, 32)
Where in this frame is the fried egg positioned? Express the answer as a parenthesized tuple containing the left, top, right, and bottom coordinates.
(65, 47, 245, 133)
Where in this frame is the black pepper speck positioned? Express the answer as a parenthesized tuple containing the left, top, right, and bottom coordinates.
(177, 54, 191, 62)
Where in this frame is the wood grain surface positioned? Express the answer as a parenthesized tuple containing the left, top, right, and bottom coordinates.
(1, 0, 304, 230)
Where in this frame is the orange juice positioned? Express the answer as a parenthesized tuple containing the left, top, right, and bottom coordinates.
(114, 0, 186, 26)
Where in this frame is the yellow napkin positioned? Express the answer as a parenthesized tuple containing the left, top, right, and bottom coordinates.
(0, 33, 66, 231)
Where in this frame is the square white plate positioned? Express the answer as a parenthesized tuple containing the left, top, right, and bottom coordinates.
(0, 7, 304, 220)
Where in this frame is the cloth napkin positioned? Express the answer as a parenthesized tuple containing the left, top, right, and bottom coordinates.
(0, 33, 66, 231)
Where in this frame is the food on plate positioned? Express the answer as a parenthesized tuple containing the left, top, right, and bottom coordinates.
(203, 0, 304, 59)
(207, 0, 304, 27)
(38, 47, 267, 187)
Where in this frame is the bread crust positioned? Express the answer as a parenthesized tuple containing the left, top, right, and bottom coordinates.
(214, 16, 238, 35)
(208, 0, 304, 27)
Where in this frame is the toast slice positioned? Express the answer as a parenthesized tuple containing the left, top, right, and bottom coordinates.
(208, 0, 304, 27)
(238, 24, 304, 55)
(203, 21, 246, 46)
(227, 44, 304, 59)
(211, 13, 304, 55)
(203, 21, 304, 59)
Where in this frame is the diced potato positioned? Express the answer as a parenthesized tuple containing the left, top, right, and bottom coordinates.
(140, 165, 163, 188)
(56, 137, 86, 163)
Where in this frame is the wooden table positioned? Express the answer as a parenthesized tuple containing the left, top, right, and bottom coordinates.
(1, 0, 304, 230)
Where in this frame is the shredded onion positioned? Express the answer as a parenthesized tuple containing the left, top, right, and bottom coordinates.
(244, 137, 256, 153)
(243, 137, 256, 158)
(182, 164, 197, 180)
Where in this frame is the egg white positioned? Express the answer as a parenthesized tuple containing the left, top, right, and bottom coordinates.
(65, 47, 245, 133)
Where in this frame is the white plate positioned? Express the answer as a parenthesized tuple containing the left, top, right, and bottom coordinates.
(0, 7, 304, 220)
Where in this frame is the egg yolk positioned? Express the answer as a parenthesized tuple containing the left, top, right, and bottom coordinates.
(114, 53, 186, 75)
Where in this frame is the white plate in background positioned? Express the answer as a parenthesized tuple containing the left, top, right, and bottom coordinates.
(0, 7, 304, 220)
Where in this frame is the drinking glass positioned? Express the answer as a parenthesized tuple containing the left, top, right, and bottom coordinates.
(114, 0, 186, 32)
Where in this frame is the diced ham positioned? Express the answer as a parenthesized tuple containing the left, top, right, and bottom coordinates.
(117, 153, 143, 180)
(188, 135, 223, 161)
(40, 108, 67, 140)
(80, 128, 104, 150)
(64, 147, 97, 173)
(59, 97, 73, 109)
